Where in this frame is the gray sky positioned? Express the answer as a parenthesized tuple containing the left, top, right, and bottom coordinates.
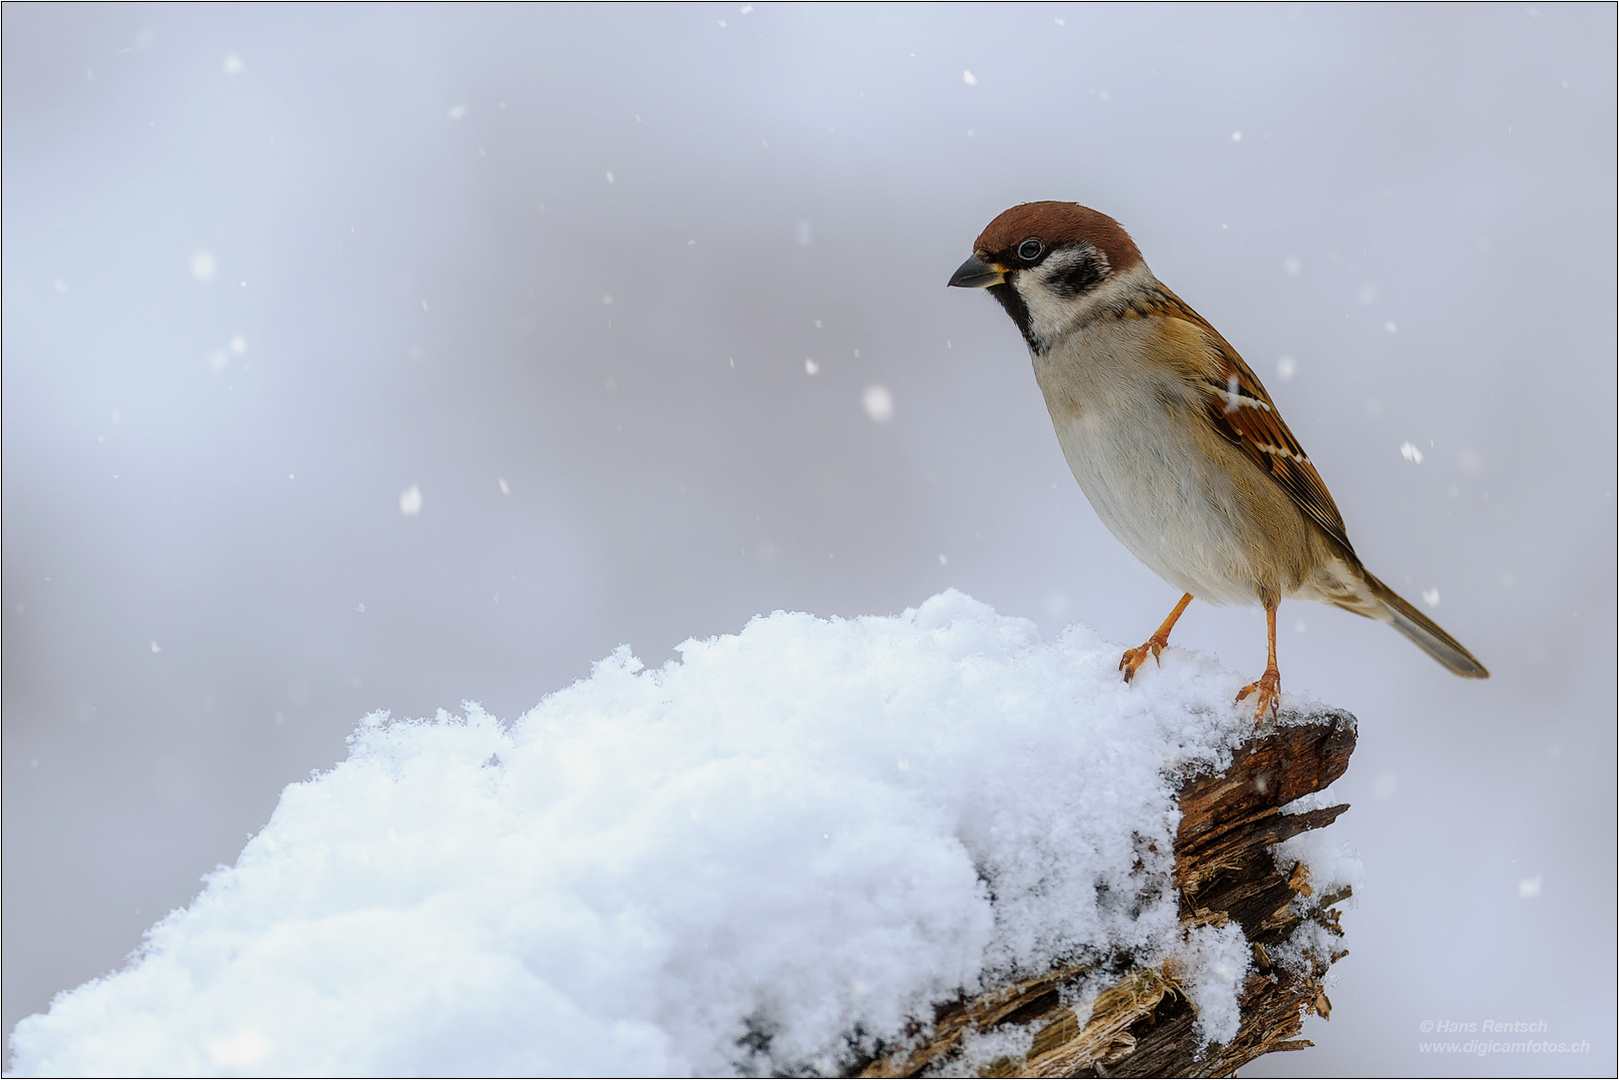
(5, 5, 1614, 1074)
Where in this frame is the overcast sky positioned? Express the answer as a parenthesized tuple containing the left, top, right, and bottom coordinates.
(5, 5, 1614, 1074)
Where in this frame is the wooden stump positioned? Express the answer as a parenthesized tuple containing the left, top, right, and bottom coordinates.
(854, 707, 1356, 1078)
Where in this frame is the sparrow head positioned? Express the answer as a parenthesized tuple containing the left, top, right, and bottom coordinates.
(949, 202, 1145, 352)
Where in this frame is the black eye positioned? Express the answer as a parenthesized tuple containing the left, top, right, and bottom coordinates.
(1017, 239, 1044, 262)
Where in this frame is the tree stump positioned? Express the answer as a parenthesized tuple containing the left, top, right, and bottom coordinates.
(854, 707, 1356, 1078)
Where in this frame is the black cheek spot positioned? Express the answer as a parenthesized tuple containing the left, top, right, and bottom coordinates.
(1051, 252, 1107, 299)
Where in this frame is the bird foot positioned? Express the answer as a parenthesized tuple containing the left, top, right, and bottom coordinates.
(1119, 635, 1170, 683)
(1235, 665, 1281, 725)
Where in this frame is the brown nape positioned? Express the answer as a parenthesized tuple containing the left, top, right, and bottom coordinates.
(974, 202, 1143, 273)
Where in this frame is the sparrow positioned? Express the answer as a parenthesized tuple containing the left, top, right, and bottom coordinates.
(949, 202, 1488, 720)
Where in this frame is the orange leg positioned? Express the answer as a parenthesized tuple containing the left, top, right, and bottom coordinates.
(1235, 604, 1282, 724)
(1120, 593, 1194, 683)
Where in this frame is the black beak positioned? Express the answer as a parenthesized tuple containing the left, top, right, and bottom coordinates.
(948, 253, 1007, 288)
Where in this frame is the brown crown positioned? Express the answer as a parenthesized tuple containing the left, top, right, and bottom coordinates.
(974, 202, 1143, 273)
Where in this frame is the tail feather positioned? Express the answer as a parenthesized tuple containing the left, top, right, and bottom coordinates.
(1356, 570, 1489, 679)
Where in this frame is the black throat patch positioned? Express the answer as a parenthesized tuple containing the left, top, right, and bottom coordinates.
(987, 282, 1043, 354)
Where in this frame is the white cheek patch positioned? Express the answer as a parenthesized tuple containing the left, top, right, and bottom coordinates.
(1013, 259, 1151, 349)
(1014, 249, 1101, 343)
(1013, 275, 1083, 346)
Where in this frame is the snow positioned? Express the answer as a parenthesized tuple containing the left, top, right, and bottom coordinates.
(862, 384, 894, 423)
(9, 591, 1289, 1077)
(1269, 789, 1363, 993)
(946, 1023, 1036, 1077)
(188, 250, 217, 283)
(1172, 922, 1252, 1048)
(1276, 787, 1363, 904)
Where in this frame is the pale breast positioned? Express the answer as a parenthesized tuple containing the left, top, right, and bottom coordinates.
(1030, 318, 1311, 607)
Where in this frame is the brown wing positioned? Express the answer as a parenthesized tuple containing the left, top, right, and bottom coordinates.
(1153, 287, 1357, 559)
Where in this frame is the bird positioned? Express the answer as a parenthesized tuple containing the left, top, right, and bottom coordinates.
(948, 201, 1487, 720)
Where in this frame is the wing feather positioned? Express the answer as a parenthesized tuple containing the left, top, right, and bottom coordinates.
(1151, 287, 1357, 559)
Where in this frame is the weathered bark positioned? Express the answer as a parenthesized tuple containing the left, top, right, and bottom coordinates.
(853, 707, 1356, 1079)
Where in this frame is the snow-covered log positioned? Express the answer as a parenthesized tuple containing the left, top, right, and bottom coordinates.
(6, 593, 1357, 1077)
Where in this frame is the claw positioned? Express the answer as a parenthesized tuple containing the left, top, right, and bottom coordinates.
(1119, 593, 1193, 685)
(1235, 666, 1281, 725)
(1119, 639, 1164, 684)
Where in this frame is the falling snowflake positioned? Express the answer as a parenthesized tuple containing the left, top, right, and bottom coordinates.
(863, 385, 894, 423)
(190, 250, 218, 282)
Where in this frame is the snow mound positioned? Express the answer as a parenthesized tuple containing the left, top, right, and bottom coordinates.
(9, 590, 1272, 1077)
